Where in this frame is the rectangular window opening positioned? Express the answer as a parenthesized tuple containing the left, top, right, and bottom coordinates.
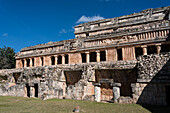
(65, 55, 69, 64)
(90, 52, 97, 62)
(100, 51, 106, 61)
(57, 55, 62, 64)
(51, 56, 55, 65)
(81, 53, 86, 63)
(32, 58, 34, 67)
(147, 46, 157, 55)
(26, 59, 30, 67)
(22, 59, 24, 67)
(117, 49, 123, 60)
(135, 47, 143, 59)
(41, 57, 44, 66)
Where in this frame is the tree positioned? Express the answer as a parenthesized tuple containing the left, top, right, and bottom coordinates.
(0, 46, 15, 69)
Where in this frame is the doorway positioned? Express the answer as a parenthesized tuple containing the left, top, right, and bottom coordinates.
(34, 84, 38, 97)
(165, 85, 170, 105)
(26, 84, 30, 97)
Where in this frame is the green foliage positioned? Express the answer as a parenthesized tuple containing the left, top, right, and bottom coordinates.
(0, 46, 15, 69)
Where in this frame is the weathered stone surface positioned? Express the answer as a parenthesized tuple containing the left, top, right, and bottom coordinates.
(0, 6, 170, 105)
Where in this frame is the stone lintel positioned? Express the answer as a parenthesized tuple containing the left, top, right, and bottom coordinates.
(111, 83, 121, 87)
(94, 83, 101, 86)
(141, 45, 147, 48)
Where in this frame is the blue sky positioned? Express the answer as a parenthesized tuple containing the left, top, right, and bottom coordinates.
(0, 0, 169, 52)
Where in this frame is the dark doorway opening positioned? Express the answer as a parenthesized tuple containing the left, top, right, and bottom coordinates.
(90, 52, 96, 62)
(41, 57, 44, 66)
(51, 56, 55, 65)
(165, 85, 170, 105)
(22, 59, 24, 67)
(58, 55, 62, 64)
(161, 44, 170, 53)
(13, 73, 21, 83)
(135, 47, 143, 58)
(117, 49, 122, 60)
(95, 69, 137, 98)
(147, 46, 157, 55)
(34, 84, 38, 97)
(86, 33, 89, 37)
(81, 53, 86, 63)
(32, 58, 34, 67)
(120, 82, 132, 97)
(64, 71, 82, 86)
(100, 51, 106, 61)
(65, 55, 69, 64)
(26, 59, 30, 67)
(26, 84, 30, 97)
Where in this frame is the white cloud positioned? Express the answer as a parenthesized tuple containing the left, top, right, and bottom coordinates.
(59, 29, 67, 34)
(76, 15, 105, 23)
(2, 33, 8, 37)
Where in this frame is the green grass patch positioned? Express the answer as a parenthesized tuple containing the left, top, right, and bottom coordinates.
(0, 96, 169, 113)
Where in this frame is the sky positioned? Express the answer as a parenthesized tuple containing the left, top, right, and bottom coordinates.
(0, 0, 169, 52)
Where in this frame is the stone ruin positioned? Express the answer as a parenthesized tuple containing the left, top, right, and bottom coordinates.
(0, 6, 170, 105)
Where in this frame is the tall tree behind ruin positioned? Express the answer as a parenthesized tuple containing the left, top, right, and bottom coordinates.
(0, 46, 15, 69)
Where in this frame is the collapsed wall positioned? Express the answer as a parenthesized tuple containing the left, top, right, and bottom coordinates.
(132, 52, 170, 105)
(0, 61, 136, 101)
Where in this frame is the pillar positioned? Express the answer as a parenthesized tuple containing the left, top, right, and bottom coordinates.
(54, 55, 58, 65)
(156, 44, 161, 54)
(141, 45, 147, 55)
(48, 56, 51, 66)
(20, 59, 22, 68)
(24, 86, 27, 97)
(113, 87, 120, 102)
(96, 50, 100, 62)
(148, 32, 151, 39)
(30, 86, 34, 98)
(24, 59, 27, 68)
(30, 58, 32, 67)
(85, 51, 90, 63)
(161, 30, 164, 37)
(94, 83, 101, 102)
(61, 54, 65, 64)
(105, 49, 108, 61)
(39, 57, 44, 66)
(111, 83, 121, 103)
(151, 32, 153, 38)
(165, 30, 167, 36)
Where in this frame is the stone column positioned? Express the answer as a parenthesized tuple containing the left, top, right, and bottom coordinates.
(94, 83, 101, 102)
(40, 57, 43, 66)
(105, 49, 108, 61)
(30, 58, 32, 67)
(24, 59, 27, 68)
(61, 54, 65, 64)
(30, 86, 35, 98)
(49, 56, 52, 66)
(96, 50, 100, 62)
(85, 51, 90, 63)
(156, 44, 161, 54)
(24, 86, 27, 97)
(111, 83, 121, 103)
(54, 55, 58, 65)
(141, 45, 147, 55)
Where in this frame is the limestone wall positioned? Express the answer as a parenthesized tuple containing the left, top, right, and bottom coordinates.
(132, 52, 170, 105)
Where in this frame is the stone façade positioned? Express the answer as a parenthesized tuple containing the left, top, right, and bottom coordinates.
(0, 6, 170, 105)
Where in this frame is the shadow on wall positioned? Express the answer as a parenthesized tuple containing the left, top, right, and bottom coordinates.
(137, 55, 170, 113)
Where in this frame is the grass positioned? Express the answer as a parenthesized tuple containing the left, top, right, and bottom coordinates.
(0, 96, 169, 113)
